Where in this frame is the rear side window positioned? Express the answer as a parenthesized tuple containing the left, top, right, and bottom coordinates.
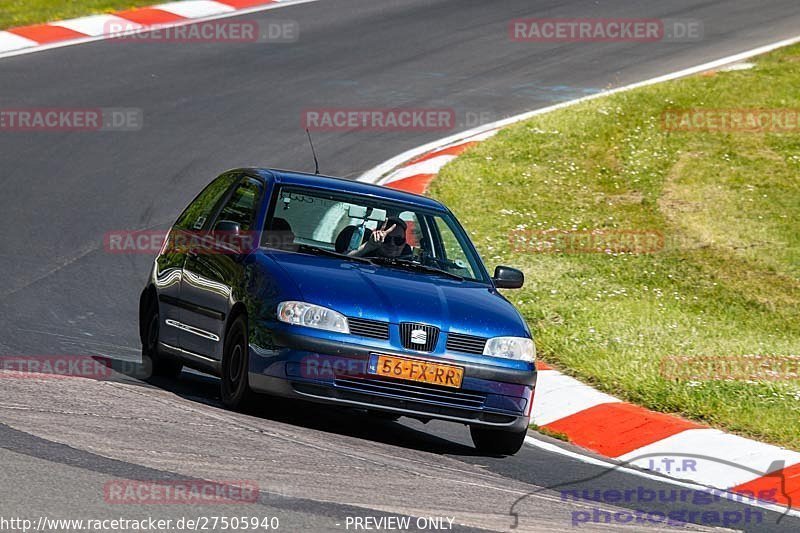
(174, 173, 237, 231)
(214, 178, 263, 232)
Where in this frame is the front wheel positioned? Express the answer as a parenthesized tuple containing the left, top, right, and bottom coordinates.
(142, 296, 183, 379)
(220, 315, 255, 410)
(470, 426, 527, 456)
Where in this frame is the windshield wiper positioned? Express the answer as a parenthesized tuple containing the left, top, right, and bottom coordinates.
(368, 257, 464, 281)
(294, 246, 463, 279)
(296, 244, 371, 263)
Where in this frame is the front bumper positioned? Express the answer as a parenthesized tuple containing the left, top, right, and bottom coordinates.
(248, 324, 536, 430)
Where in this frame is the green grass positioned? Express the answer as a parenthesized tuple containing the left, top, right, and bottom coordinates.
(430, 44, 800, 449)
(530, 424, 569, 442)
(0, 0, 157, 29)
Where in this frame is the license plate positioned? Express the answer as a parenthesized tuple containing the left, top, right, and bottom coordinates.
(370, 354, 464, 389)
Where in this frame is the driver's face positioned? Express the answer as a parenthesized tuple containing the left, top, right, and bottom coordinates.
(381, 225, 406, 257)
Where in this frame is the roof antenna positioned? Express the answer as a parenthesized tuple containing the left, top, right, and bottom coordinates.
(306, 128, 320, 175)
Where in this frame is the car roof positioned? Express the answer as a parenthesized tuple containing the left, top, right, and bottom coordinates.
(243, 167, 449, 212)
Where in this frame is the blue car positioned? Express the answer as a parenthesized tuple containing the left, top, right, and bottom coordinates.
(139, 168, 536, 455)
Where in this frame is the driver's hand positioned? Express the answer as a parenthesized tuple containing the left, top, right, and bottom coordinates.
(366, 224, 396, 250)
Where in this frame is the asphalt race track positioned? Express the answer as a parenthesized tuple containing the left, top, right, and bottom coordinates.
(2, 0, 800, 531)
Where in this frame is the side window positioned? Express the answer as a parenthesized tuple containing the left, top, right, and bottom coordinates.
(214, 178, 263, 232)
(174, 173, 237, 231)
(432, 217, 480, 279)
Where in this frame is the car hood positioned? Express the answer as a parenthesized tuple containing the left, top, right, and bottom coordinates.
(265, 251, 529, 338)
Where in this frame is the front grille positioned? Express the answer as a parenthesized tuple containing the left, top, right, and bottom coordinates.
(334, 376, 486, 409)
(399, 323, 439, 352)
(348, 317, 389, 340)
(446, 332, 487, 355)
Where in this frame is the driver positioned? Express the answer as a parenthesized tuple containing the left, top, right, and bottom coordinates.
(349, 217, 411, 258)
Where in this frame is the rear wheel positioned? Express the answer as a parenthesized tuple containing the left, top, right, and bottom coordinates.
(470, 426, 527, 456)
(142, 296, 183, 378)
(220, 315, 255, 410)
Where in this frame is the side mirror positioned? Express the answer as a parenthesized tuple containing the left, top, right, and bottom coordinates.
(493, 266, 524, 289)
(214, 220, 241, 233)
(211, 220, 250, 257)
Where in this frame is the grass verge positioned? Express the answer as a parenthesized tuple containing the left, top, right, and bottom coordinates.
(0, 0, 158, 30)
(431, 44, 800, 449)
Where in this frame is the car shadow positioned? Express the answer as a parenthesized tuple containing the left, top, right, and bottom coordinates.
(98, 356, 484, 457)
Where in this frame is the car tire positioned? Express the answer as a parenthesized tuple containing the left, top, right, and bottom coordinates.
(220, 314, 255, 410)
(470, 426, 527, 456)
(142, 297, 183, 379)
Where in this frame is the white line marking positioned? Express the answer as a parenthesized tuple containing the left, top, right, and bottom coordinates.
(531, 370, 620, 427)
(0, 0, 322, 60)
(719, 62, 755, 71)
(52, 14, 142, 37)
(154, 1, 235, 19)
(382, 155, 457, 183)
(0, 31, 38, 53)
(377, 133, 500, 185)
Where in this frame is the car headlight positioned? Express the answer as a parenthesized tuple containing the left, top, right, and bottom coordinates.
(277, 301, 350, 334)
(483, 336, 536, 363)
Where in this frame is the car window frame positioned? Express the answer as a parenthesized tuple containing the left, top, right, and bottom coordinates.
(173, 171, 241, 232)
(209, 176, 265, 234)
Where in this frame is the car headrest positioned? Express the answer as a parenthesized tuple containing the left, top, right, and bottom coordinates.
(263, 217, 296, 250)
(271, 217, 292, 232)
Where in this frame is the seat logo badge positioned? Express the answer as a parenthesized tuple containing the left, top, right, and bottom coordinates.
(410, 329, 427, 345)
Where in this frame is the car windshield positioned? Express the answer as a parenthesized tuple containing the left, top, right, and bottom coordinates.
(261, 186, 488, 282)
